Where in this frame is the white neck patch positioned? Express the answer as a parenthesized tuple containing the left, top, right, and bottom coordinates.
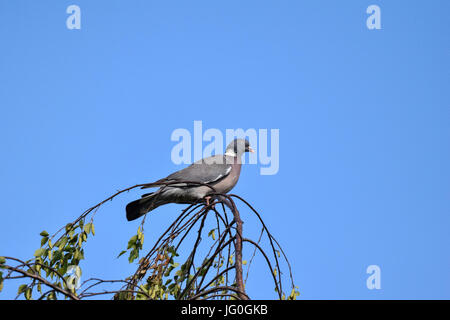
(224, 150, 237, 157)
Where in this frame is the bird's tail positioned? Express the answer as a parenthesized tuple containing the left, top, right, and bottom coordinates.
(126, 192, 167, 221)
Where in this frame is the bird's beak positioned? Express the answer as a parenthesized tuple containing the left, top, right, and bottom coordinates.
(248, 147, 255, 153)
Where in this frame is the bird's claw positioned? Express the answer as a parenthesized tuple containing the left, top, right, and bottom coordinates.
(204, 196, 215, 209)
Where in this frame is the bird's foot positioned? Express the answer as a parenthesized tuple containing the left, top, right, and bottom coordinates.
(204, 196, 215, 209)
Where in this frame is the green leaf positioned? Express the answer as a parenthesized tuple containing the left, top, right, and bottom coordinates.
(208, 229, 216, 240)
(83, 223, 91, 234)
(127, 235, 138, 249)
(289, 288, 297, 299)
(58, 264, 68, 277)
(128, 249, 139, 263)
(18, 284, 27, 295)
(168, 246, 178, 257)
(34, 248, 46, 257)
(117, 250, 127, 258)
(40, 231, 49, 237)
(73, 248, 84, 261)
(51, 250, 63, 264)
(25, 287, 32, 300)
(40, 237, 48, 247)
(58, 237, 68, 250)
(0, 256, 5, 264)
(69, 234, 78, 245)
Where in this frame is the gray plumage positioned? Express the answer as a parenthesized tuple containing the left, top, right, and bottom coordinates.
(126, 138, 254, 221)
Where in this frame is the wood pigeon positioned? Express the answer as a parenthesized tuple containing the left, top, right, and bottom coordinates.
(126, 138, 254, 221)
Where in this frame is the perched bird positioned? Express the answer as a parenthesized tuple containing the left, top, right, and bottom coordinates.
(126, 138, 254, 221)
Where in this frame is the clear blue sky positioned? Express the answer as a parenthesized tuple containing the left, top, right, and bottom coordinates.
(0, 1, 449, 299)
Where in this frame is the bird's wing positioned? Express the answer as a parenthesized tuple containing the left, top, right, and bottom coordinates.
(141, 155, 232, 189)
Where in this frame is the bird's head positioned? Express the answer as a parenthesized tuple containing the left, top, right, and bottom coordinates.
(225, 138, 255, 157)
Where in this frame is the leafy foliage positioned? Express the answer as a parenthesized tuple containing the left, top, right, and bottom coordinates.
(0, 184, 299, 300)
